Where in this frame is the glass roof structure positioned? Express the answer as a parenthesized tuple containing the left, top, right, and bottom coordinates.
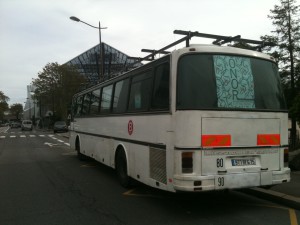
(66, 42, 142, 85)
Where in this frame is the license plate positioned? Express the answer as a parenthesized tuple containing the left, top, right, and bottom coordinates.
(231, 158, 256, 166)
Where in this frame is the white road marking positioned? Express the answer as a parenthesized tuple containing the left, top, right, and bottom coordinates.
(44, 142, 59, 147)
(1, 134, 69, 149)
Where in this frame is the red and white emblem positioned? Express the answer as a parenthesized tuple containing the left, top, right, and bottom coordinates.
(128, 120, 133, 135)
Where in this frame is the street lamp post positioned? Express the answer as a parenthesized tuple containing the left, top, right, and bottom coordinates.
(70, 16, 107, 81)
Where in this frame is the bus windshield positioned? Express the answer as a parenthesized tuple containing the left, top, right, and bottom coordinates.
(177, 54, 287, 111)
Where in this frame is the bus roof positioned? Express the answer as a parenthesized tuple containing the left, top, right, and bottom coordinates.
(172, 44, 275, 62)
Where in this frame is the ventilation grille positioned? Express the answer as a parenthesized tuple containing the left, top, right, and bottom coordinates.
(150, 147, 167, 184)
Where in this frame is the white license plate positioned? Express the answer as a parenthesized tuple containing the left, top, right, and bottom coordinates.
(231, 158, 256, 166)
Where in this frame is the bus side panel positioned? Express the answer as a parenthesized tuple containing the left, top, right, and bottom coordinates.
(72, 115, 172, 190)
(69, 128, 76, 150)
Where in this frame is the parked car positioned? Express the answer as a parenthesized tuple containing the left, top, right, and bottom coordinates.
(10, 121, 21, 128)
(21, 120, 33, 131)
(53, 121, 68, 133)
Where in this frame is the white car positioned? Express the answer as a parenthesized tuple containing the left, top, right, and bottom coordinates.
(21, 120, 33, 131)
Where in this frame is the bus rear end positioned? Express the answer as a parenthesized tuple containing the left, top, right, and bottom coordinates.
(172, 46, 290, 192)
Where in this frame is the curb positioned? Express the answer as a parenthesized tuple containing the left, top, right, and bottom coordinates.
(241, 187, 300, 210)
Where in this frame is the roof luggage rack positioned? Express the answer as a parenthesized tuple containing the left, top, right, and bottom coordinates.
(130, 30, 275, 63)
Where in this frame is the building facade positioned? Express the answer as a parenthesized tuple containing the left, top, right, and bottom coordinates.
(23, 85, 39, 121)
(66, 42, 142, 85)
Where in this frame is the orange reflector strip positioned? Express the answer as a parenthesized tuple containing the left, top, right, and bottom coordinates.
(257, 134, 280, 146)
(202, 134, 231, 147)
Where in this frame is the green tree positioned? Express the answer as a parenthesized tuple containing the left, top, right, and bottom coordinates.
(0, 91, 9, 122)
(261, 0, 300, 148)
(290, 62, 300, 124)
(32, 62, 87, 122)
(10, 103, 23, 120)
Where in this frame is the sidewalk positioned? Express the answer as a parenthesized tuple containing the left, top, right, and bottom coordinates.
(245, 150, 300, 210)
(270, 171, 300, 198)
(245, 171, 300, 210)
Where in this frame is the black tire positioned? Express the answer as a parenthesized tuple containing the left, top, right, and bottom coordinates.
(116, 149, 131, 188)
(76, 139, 86, 161)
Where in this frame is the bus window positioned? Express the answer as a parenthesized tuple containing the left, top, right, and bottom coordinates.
(90, 89, 101, 115)
(101, 84, 113, 113)
(113, 79, 130, 113)
(82, 93, 91, 116)
(128, 71, 152, 112)
(177, 54, 217, 109)
(213, 55, 255, 109)
(74, 95, 83, 118)
(152, 63, 170, 110)
(251, 59, 286, 109)
(177, 54, 286, 111)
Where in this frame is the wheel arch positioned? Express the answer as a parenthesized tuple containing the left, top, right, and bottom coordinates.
(75, 134, 81, 151)
(114, 143, 129, 170)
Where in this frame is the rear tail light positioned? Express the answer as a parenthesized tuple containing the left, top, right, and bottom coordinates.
(257, 134, 280, 146)
(182, 152, 193, 173)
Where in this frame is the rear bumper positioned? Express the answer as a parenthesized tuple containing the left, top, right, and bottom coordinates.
(54, 128, 68, 132)
(21, 126, 32, 130)
(173, 168, 291, 192)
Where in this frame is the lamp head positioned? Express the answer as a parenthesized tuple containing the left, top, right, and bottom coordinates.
(70, 16, 80, 22)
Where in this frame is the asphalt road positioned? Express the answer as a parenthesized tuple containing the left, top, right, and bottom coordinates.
(0, 128, 299, 225)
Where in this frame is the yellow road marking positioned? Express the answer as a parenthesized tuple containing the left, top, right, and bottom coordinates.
(123, 188, 171, 199)
(289, 209, 298, 225)
(123, 188, 137, 196)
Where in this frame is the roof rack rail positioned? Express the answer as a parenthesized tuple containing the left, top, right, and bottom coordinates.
(135, 29, 275, 63)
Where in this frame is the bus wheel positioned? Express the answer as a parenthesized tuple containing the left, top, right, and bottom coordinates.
(76, 138, 85, 161)
(116, 149, 131, 188)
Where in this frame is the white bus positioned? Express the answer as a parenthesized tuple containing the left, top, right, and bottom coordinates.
(69, 31, 290, 192)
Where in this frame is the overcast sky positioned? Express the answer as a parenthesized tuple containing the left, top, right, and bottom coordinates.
(1, 0, 298, 105)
